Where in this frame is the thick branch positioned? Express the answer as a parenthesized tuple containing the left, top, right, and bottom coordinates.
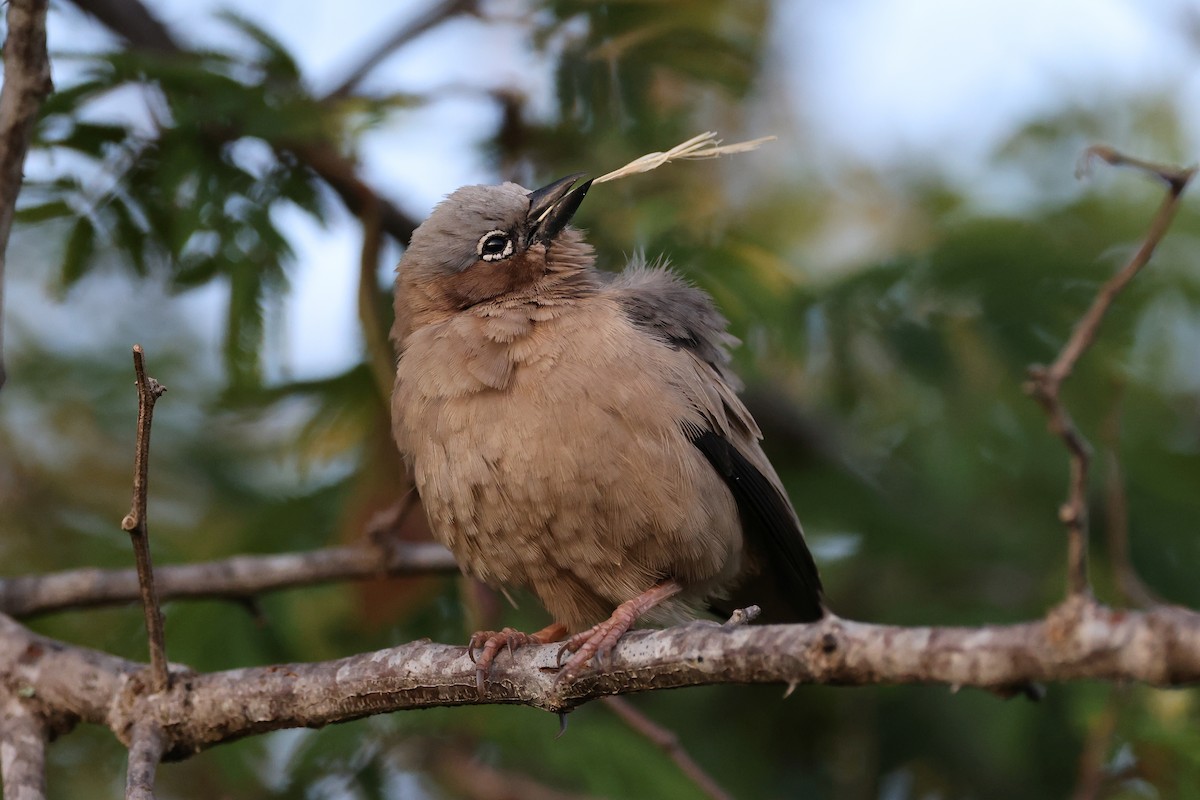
(0, 0, 54, 392)
(1026, 148, 1195, 597)
(0, 542, 457, 618)
(0, 695, 47, 800)
(4, 598, 1200, 760)
(121, 345, 169, 693)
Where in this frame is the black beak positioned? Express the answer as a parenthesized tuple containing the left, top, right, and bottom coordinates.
(526, 173, 593, 245)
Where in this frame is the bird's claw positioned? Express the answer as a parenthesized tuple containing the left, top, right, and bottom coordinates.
(554, 617, 627, 682)
(465, 627, 554, 697)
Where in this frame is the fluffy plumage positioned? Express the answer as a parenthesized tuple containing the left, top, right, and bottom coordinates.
(391, 178, 824, 676)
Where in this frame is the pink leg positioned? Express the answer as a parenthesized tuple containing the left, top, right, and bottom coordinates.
(557, 580, 683, 682)
(468, 621, 568, 696)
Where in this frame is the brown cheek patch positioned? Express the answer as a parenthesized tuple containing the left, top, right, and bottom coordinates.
(449, 251, 543, 309)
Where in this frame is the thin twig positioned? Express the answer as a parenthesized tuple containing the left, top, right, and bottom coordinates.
(322, 0, 479, 101)
(426, 739, 600, 800)
(125, 721, 166, 800)
(602, 696, 733, 800)
(0, 0, 54, 392)
(0, 694, 47, 800)
(1101, 386, 1162, 608)
(121, 344, 170, 693)
(1025, 147, 1195, 597)
(1071, 686, 1121, 800)
(722, 605, 761, 626)
(0, 541, 457, 618)
(1077, 146, 1196, 192)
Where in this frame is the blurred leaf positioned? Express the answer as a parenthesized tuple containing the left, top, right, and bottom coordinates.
(216, 11, 302, 81)
(15, 199, 72, 223)
(61, 214, 96, 288)
(224, 261, 266, 390)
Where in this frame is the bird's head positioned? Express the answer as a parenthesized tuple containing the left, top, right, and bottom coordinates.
(395, 174, 594, 321)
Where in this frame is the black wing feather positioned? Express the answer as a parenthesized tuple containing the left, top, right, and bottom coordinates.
(610, 263, 825, 622)
(689, 428, 825, 623)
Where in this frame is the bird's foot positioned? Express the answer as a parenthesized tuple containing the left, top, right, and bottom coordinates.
(556, 580, 683, 683)
(467, 622, 567, 697)
(556, 612, 635, 682)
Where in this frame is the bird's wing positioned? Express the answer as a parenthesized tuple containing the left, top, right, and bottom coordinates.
(606, 262, 824, 622)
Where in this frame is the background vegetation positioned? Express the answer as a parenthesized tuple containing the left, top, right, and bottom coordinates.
(2, 1, 1199, 797)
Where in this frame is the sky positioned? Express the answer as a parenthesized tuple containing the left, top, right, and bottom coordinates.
(19, 0, 1200, 380)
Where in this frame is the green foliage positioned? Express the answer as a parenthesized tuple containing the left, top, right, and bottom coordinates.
(20, 13, 344, 390)
(3, 2, 1200, 799)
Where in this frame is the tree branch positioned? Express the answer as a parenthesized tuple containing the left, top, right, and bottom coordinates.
(602, 696, 732, 800)
(322, 0, 480, 101)
(357, 196, 396, 401)
(121, 345, 169, 693)
(63, 0, 176, 54)
(4, 597, 1200, 760)
(1101, 386, 1162, 608)
(0, 542, 458, 618)
(425, 738, 601, 800)
(125, 721, 165, 800)
(0, 694, 47, 800)
(0, 0, 54, 392)
(1071, 686, 1122, 800)
(1025, 147, 1196, 597)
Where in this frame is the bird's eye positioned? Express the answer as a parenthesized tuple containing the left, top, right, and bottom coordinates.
(476, 230, 514, 262)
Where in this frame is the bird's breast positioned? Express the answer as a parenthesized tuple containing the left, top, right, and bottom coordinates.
(391, 298, 741, 608)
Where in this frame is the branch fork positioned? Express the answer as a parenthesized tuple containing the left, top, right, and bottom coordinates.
(1026, 147, 1195, 599)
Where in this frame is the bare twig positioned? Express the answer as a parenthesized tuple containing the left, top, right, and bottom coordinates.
(121, 345, 169, 693)
(1025, 148, 1195, 597)
(1071, 686, 1121, 800)
(322, 0, 479, 101)
(0, 0, 54, 392)
(426, 739, 600, 800)
(722, 605, 761, 626)
(0, 542, 457, 618)
(0, 694, 47, 800)
(125, 721, 165, 800)
(602, 696, 732, 800)
(5, 598, 1200, 759)
(1077, 146, 1196, 192)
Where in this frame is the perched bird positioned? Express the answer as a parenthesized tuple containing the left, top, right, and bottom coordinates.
(390, 174, 824, 690)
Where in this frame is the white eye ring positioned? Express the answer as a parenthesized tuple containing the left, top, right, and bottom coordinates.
(477, 230, 514, 262)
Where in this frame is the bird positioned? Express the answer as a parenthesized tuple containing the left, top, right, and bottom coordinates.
(390, 173, 825, 692)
